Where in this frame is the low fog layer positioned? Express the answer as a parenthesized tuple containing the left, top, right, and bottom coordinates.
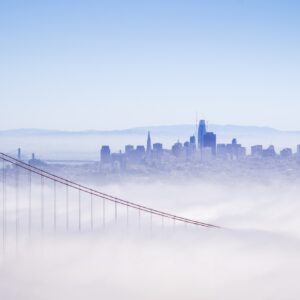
(0, 178, 300, 299)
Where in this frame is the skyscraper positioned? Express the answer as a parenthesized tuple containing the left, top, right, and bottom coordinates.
(251, 145, 263, 157)
(203, 132, 216, 156)
(189, 135, 196, 145)
(197, 120, 206, 150)
(100, 145, 111, 163)
(146, 131, 152, 153)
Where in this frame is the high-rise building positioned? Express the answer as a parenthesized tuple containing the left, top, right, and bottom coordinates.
(184, 141, 192, 158)
(262, 145, 276, 157)
(125, 145, 134, 154)
(280, 148, 292, 158)
(153, 143, 163, 160)
(226, 138, 245, 159)
(251, 145, 263, 157)
(203, 132, 216, 156)
(146, 131, 152, 153)
(190, 135, 196, 145)
(136, 146, 146, 161)
(153, 143, 163, 151)
(297, 145, 300, 156)
(172, 142, 183, 157)
(197, 120, 206, 149)
(188, 136, 196, 153)
(100, 146, 111, 163)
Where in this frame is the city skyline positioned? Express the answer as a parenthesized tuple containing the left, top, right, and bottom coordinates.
(99, 119, 300, 164)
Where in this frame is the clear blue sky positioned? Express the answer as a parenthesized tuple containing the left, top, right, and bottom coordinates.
(0, 0, 299, 130)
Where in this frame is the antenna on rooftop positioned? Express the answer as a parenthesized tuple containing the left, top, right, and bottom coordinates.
(195, 111, 198, 137)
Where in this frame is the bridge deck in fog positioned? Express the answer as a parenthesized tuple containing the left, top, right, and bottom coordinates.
(0, 152, 219, 254)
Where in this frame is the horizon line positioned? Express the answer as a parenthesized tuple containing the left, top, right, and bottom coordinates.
(0, 123, 297, 133)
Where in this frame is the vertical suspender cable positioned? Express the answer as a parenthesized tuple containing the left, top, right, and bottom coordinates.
(90, 193, 93, 231)
(54, 181, 56, 232)
(41, 175, 44, 233)
(28, 169, 31, 237)
(102, 198, 105, 229)
(2, 159, 6, 255)
(138, 209, 141, 230)
(15, 165, 19, 251)
(115, 202, 117, 225)
(78, 190, 81, 232)
(66, 185, 69, 232)
(126, 204, 129, 228)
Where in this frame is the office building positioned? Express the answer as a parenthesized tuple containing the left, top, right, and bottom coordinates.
(153, 143, 163, 159)
(280, 148, 292, 158)
(251, 145, 263, 157)
(262, 145, 276, 157)
(146, 131, 152, 153)
(153, 143, 163, 152)
(172, 142, 183, 157)
(101, 146, 111, 163)
(197, 120, 206, 150)
(125, 145, 134, 154)
(136, 145, 146, 161)
(203, 132, 216, 156)
(190, 135, 196, 145)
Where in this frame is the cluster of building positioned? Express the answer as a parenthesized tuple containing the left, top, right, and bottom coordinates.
(100, 120, 300, 168)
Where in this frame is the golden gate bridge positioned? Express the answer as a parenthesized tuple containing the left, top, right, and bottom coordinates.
(0, 152, 219, 254)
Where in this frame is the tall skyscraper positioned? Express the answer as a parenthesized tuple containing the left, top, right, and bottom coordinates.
(146, 131, 152, 153)
(189, 135, 196, 145)
(197, 120, 206, 149)
(203, 132, 216, 156)
(100, 145, 111, 163)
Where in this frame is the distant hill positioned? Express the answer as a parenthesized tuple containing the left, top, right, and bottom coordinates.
(0, 124, 298, 137)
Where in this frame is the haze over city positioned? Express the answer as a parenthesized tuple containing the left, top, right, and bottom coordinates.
(1, 1, 300, 300)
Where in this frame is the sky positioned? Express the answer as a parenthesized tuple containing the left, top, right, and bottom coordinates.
(0, 0, 299, 131)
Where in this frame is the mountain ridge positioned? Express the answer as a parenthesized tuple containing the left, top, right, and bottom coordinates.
(0, 124, 299, 136)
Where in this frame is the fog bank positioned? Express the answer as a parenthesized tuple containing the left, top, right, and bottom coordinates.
(0, 179, 300, 300)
